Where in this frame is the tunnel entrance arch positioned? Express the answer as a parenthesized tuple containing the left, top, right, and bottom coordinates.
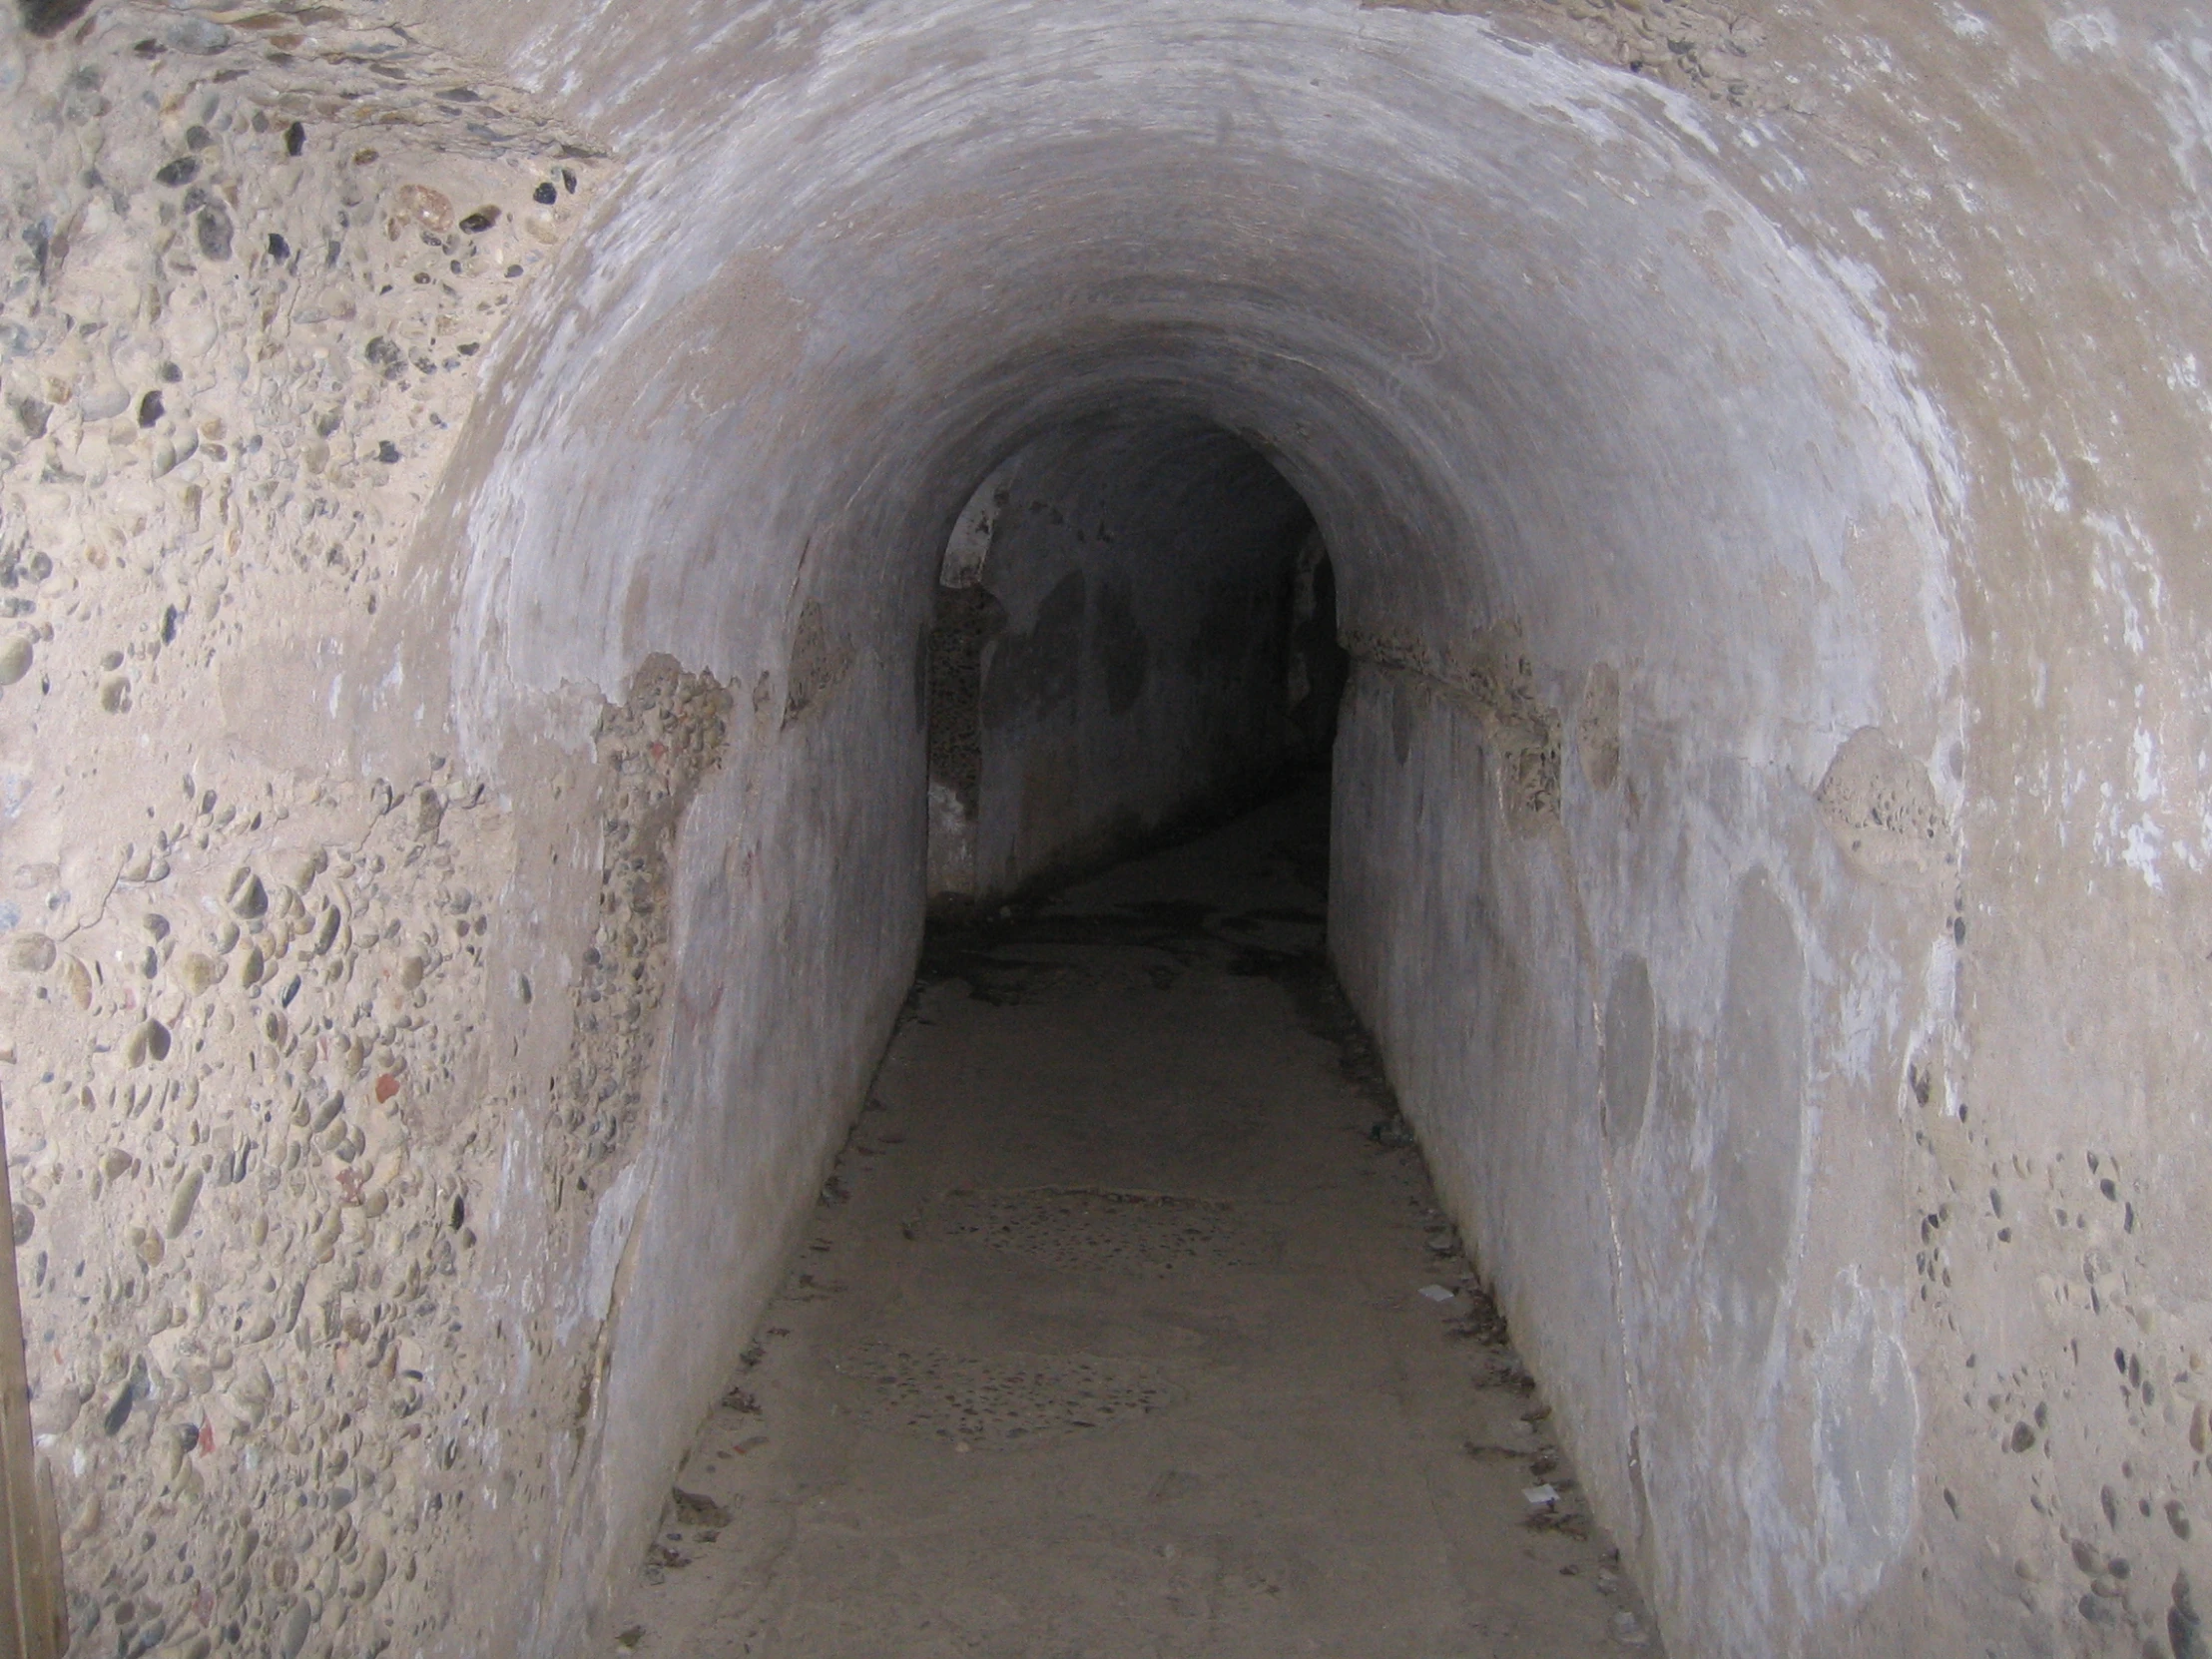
(368, 8, 1970, 1655)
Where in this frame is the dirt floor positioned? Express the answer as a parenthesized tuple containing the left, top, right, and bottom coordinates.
(605, 781, 1662, 1656)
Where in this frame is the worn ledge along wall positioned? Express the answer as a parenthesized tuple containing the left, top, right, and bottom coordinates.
(3, 2, 2212, 1657)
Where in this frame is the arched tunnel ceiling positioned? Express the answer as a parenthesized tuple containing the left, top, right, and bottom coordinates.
(423, 0, 1963, 785)
(10, 6, 2212, 1656)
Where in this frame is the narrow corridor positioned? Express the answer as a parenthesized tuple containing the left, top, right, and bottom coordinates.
(3, 9, 2196, 1654)
(607, 787, 1657, 1656)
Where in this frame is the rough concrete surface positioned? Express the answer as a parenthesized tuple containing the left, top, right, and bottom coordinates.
(1, 0, 2210, 1656)
(609, 789, 1661, 1657)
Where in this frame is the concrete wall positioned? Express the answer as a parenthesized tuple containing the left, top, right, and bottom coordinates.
(0, 15, 663, 1657)
(0, 9, 915, 1655)
(3, 1, 2212, 1657)
(927, 418, 1313, 908)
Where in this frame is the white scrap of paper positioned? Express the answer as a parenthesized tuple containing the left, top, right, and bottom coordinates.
(1417, 1284, 1456, 1303)
(1523, 1483, 1559, 1506)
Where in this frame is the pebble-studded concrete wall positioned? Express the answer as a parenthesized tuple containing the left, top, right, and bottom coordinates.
(0, 9, 750, 1657)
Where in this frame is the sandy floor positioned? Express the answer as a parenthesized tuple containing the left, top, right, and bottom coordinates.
(604, 784, 1660, 1657)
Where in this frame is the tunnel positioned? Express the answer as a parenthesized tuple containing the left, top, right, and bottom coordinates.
(2, 1, 2210, 1655)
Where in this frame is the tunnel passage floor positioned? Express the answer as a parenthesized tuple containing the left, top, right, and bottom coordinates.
(610, 785, 1659, 1657)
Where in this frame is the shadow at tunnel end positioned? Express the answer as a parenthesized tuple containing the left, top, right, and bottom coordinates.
(913, 762, 1415, 1152)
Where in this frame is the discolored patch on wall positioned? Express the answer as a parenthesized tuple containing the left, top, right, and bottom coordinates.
(941, 463, 1013, 589)
(983, 569, 1086, 729)
(783, 599, 854, 726)
(1603, 953, 1654, 1146)
(912, 622, 930, 733)
(1359, 0, 1782, 113)
(927, 586, 1008, 813)
(1624, 1424, 1653, 1555)
(621, 569, 653, 660)
(1286, 533, 1348, 760)
(1390, 670, 1414, 766)
(1457, 626, 1562, 832)
(1813, 1275, 1919, 1602)
(571, 656, 733, 1172)
(1345, 622, 1559, 828)
(1094, 575, 1150, 717)
(1815, 727, 1952, 886)
(1655, 1032, 1700, 1144)
(1578, 662, 1621, 793)
(1707, 867, 1807, 1369)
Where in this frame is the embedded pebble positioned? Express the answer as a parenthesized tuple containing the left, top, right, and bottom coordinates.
(389, 183, 454, 235)
(195, 200, 234, 261)
(165, 1170, 202, 1239)
(0, 634, 33, 685)
(227, 869, 268, 920)
(168, 17, 231, 52)
(6, 932, 55, 973)
(124, 1019, 171, 1066)
(175, 952, 223, 995)
(277, 1599, 311, 1659)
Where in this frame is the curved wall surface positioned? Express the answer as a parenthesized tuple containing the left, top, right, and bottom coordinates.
(1, 2, 2210, 1655)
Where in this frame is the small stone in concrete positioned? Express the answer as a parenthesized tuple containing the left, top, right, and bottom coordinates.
(196, 203, 234, 261)
(277, 1599, 311, 1659)
(166, 1170, 202, 1238)
(125, 1020, 171, 1066)
(228, 869, 267, 919)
